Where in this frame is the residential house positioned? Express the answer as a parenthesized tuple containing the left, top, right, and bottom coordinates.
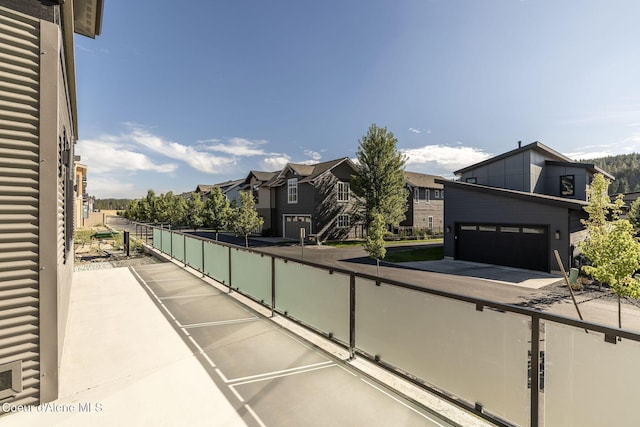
(74, 158, 88, 228)
(0, 0, 103, 408)
(401, 172, 445, 234)
(268, 158, 361, 240)
(194, 179, 244, 205)
(438, 141, 614, 272)
(239, 170, 278, 234)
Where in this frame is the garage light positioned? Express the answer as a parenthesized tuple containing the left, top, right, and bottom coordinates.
(554, 230, 561, 240)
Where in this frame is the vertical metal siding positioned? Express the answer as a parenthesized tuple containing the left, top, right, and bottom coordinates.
(0, 7, 41, 408)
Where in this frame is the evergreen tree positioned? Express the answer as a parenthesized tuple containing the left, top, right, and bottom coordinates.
(351, 124, 408, 229)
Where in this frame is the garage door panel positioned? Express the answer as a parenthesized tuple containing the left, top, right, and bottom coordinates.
(456, 224, 548, 272)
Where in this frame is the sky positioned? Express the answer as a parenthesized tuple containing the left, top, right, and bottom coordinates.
(74, 0, 640, 199)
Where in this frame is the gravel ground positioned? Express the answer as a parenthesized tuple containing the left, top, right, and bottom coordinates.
(519, 276, 640, 311)
(74, 252, 162, 271)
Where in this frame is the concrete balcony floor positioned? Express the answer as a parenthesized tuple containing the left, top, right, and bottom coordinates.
(4, 256, 488, 426)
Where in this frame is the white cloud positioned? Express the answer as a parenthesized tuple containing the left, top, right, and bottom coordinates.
(304, 150, 322, 161)
(86, 175, 139, 199)
(127, 126, 236, 173)
(76, 139, 177, 174)
(408, 128, 431, 135)
(200, 137, 268, 156)
(262, 155, 291, 171)
(401, 144, 491, 171)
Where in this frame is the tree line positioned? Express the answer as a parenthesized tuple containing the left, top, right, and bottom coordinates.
(123, 187, 263, 247)
(584, 153, 640, 194)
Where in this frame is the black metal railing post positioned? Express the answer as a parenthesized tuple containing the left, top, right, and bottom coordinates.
(271, 257, 276, 318)
(530, 315, 540, 427)
(349, 274, 356, 361)
(228, 246, 232, 294)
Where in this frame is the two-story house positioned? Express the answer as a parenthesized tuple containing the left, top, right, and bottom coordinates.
(437, 141, 614, 273)
(239, 170, 278, 234)
(0, 0, 103, 408)
(400, 172, 445, 234)
(267, 158, 361, 240)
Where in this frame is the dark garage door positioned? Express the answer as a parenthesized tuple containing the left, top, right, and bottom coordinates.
(455, 224, 549, 272)
(284, 215, 312, 239)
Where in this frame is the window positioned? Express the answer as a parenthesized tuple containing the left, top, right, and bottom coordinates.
(435, 189, 440, 198)
(337, 182, 350, 202)
(465, 177, 477, 184)
(414, 188, 419, 203)
(441, 190, 444, 199)
(425, 189, 430, 203)
(560, 175, 575, 196)
(337, 214, 350, 228)
(288, 178, 298, 203)
(428, 216, 433, 229)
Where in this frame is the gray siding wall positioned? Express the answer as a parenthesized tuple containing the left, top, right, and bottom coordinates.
(0, 7, 76, 410)
(443, 185, 573, 270)
(544, 165, 590, 200)
(402, 187, 444, 231)
(0, 6, 41, 409)
(273, 173, 315, 237)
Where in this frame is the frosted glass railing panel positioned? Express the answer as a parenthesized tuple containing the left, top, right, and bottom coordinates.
(184, 236, 203, 272)
(544, 323, 640, 427)
(161, 230, 171, 254)
(171, 233, 185, 262)
(355, 278, 529, 426)
(274, 259, 349, 343)
(203, 241, 229, 285)
(153, 229, 161, 250)
(230, 248, 272, 306)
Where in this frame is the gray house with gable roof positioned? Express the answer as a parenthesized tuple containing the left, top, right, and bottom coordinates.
(267, 158, 362, 240)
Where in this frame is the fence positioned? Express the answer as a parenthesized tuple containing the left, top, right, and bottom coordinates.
(134, 223, 640, 427)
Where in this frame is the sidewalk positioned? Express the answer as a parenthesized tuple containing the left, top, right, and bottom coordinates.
(5, 267, 246, 426)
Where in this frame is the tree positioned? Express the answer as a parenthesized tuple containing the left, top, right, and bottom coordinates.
(202, 187, 231, 240)
(579, 174, 640, 328)
(364, 212, 387, 276)
(185, 192, 205, 231)
(351, 124, 408, 229)
(231, 191, 263, 247)
(156, 192, 187, 227)
(140, 189, 158, 223)
(628, 197, 640, 229)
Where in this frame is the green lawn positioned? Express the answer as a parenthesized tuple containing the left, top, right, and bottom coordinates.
(384, 246, 443, 263)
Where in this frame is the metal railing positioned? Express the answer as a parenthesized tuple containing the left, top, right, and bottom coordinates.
(132, 221, 640, 427)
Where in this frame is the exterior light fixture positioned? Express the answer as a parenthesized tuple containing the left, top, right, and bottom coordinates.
(446, 226, 451, 233)
(554, 230, 561, 240)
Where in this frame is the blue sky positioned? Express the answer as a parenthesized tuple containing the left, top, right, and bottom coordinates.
(74, 0, 640, 198)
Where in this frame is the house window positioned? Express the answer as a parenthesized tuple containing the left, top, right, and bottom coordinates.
(466, 177, 477, 184)
(414, 188, 419, 203)
(425, 189, 430, 203)
(337, 182, 350, 202)
(435, 189, 440, 199)
(288, 178, 298, 203)
(560, 175, 575, 196)
(428, 216, 433, 229)
(441, 190, 444, 199)
(337, 214, 350, 228)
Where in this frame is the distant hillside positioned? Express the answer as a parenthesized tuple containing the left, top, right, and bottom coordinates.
(582, 153, 640, 194)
